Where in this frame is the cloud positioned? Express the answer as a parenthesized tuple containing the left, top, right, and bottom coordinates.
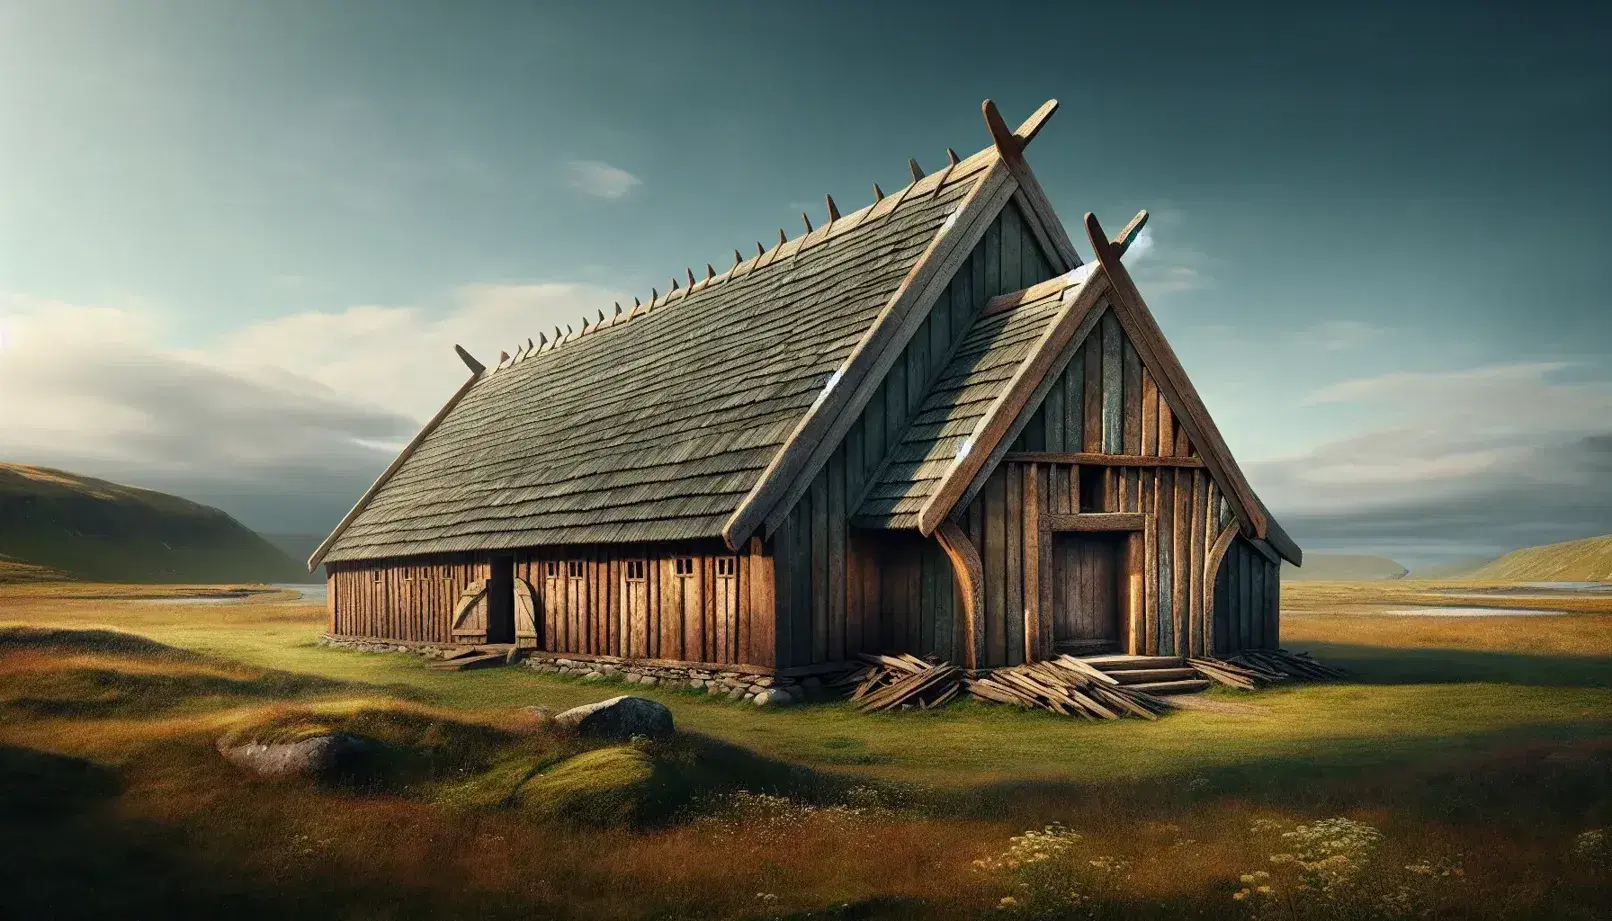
(1119, 224, 1213, 296)
(565, 160, 641, 200)
(0, 282, 621, 532)
(1250, 361, 1612, 559)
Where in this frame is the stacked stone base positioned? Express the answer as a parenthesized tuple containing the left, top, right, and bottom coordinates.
(318, 636, 851, 707)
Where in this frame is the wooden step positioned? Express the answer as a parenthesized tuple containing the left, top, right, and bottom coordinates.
(425, 652, 505, 671)
(1111, 667, 1199, 685)
(1078, 654, 1186, 670)
(1124, 678, 1212, 696)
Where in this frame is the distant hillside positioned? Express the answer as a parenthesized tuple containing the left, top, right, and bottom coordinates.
(1407, 556, 1498, 580)
(1465, 534, 1612, 583)
(0, 464, 308, 584)
(1281, 554, 1408, 582)
(262, 533, 327, 581)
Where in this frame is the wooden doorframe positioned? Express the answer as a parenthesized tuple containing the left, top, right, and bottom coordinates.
(1027, 510, 1150, 661)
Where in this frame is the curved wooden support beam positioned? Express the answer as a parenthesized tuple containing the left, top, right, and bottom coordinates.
(935, 521, 985, 671)
(454, 344, 484, 374)
(1201, 521, 1240, 656)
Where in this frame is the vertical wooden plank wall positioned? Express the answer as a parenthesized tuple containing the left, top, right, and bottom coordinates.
(1211, 538, 1280, 654)
(327, 554, 484, 644)
(946, 307, 1263, 665)
(331, 541, 777, 667)
(771, 200, 1059, 669)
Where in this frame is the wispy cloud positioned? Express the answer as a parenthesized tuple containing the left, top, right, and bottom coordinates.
(0, 282, 623, 531)
(1250, 361, 1612, 557)
(1120, 222, 1214, 296)
(1290, 319, 1381, 353)
(565, 160, 641, 200)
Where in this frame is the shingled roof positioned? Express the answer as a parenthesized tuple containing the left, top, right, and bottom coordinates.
(316, 144, 1007, 564)
(855, 264, 1099, 529)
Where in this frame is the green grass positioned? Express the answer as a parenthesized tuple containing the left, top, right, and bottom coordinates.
(1, 581, 1610, 919)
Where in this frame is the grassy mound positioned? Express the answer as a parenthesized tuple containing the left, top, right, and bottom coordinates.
(0, 627, 346, 718)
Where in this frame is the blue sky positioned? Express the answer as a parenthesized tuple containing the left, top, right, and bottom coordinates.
(2, 1, 1609, 566)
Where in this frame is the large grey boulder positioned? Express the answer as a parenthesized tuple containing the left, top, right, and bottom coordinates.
(217, 734, 368, 778)
(553, 695, 674, 740)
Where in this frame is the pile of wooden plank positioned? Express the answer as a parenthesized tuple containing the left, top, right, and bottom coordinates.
(1225, 649, 1346, 682)
(964, 656, 1174, 720)
(1186, 657, 1278, 690)
(846, 654, 963, 712)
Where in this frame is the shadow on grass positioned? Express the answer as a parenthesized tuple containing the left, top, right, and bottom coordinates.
(0, 626, 429, 716)
(1297, 641, 1612, 687)
(946, 723, 1612, 830)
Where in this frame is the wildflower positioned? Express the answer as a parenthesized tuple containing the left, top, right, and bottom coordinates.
(1233, 890, 1248, 901)
(997, 896, 1019, 909)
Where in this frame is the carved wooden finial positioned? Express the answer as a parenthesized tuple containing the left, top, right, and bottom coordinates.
(706, 263, 715, 280)
(947, 147, 960, 165)
(777, 228, 787, 246)
(872, 182, 884, 202)
(498, 350, 510, 363)
(565, 324, 573, 335)
(597, 308, 605, 323)
(669, 276, 679, 291)
(733, 249, 744, 267)
(454, 344, 485, 374)
(1014, 99, 1060, 146)
(537, 332, 548, 347)
(633, 296, 642, 308)
(526, 337, 534, 351)
(909, 157, 924, 181)
(756, 241, 766, 257)
(687, 267, 697, 288)
(801, 212, 813, 233)
(650, 287, 658, 303)
(981, 99, 1020, 163)
(825, 194, 840, 222)
(1112, 210, 1151, 257)
(614, 301, 623, 316)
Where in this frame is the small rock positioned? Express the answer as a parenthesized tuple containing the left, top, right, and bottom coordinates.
(725, 687, 746, 701)
(706, 684, 723, 696)
(553, 696, 674, 740)
(217, 734, 368, 778)
(754, 688, 791, 707)
(582, 671, 606, 682)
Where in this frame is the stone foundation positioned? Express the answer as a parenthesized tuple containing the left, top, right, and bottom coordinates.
(317, 636, 850, 706)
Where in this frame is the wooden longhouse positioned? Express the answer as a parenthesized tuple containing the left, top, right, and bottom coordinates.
(310, 99, 1303, 678)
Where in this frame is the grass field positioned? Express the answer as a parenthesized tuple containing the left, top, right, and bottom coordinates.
(2, 580, 1609, 920)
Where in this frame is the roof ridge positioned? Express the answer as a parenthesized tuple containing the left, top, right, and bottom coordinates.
(483, 143, 1001, 375)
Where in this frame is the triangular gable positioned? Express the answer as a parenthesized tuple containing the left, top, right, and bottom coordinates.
(883, 212, 1299, 565)
(722, 100, 1073, 550)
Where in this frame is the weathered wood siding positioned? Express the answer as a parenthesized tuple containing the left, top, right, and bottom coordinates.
(771, 200, 1057, 668)
(328, 539, 777, 667)
(949, 307, 1271, 666)
(1213, 537, 1280, 653)
(328, 553, 485, 644)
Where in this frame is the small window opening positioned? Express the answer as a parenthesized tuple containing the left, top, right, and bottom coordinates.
(544, 561, 559, 579)
(566, 560, 584, 579)
(625, 559, 646, 581)
(674, 558, 695, 577)
(716, 557, 737, 578)
(1078, 466, 1105, 513)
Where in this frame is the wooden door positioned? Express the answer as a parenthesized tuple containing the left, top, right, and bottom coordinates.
(1052, 533, 1125, 652)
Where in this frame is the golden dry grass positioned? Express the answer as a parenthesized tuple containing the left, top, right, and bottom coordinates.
(2, 580, 1610, 919)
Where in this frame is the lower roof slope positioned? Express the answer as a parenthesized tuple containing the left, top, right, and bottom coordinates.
(321, 153, 995, 563)
(855, 277, 1081, 528)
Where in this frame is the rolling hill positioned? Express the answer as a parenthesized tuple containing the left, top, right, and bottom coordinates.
(1464, 534, 1612, 583)
(0, 463, 310, 584)
(1281, 554, 1408, 581)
